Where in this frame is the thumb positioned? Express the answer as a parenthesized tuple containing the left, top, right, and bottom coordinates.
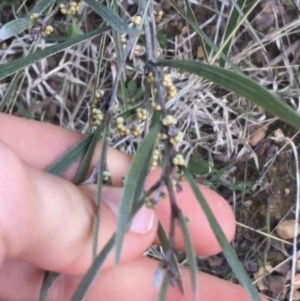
(0, 141, 157, 275)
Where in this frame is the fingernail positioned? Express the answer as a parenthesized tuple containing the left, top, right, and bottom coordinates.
(102, 187, 155, 234)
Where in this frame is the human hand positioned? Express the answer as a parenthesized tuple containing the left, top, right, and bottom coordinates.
(0, 113, 266, 301)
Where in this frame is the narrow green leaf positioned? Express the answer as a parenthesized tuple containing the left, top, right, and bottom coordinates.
(183, 167, 262, 301)
(38, 272, 59, 301)
(127, 80, 137, 95)
(183, 0, 208, 61)
(114, 122, 161, 263)
(215, 0, 262, 67)
(83, 0, 135, 33)
(157, 222, 184, 294)
(117, 104, 141, 120)
(177, 212, 198, 300)
(224, 180, 254, 192)
(157, 60, 300, 130)
(187, 158, 210, 175)
(290, 0, 300, 15)
(167, 0, 240, 73)
(92, 125, 109, 259)
(73, 125, 104, 184)
(0, 46, 36, 112)
(68, 19, 83, 38)
(219, 0, 246, 67)
(30, 0, 56, 14)
(157, 274, 170, 301)
(47, 135, 93, 176)
(0, 25, 109, 80)
(0, 18, 32, 41)
(210, 162, 236, 182)
(70, 235, 115, 301)
(0, 71, 22, 112)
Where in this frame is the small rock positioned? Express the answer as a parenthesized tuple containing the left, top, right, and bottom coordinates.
(197, 46, 204, 59)
(275, 261, 290, 275)
(244, 260, 258, 273)
(291, 289, 300, 301)
(262, 1, 285, 17)
(294, 274, 300, 289)
(45, 102, 57, 119)
(254, 12, 274, 32)
(276, 220, 300, 240)
(267, 274, 285, 294)
(297, 260, 300, 272)
(254, 265, 273, 291)
(243, 200, 253, 208)
(208, 256, 223, 267)
(274, 128, 285, 142)
(249, 128, 266, 146)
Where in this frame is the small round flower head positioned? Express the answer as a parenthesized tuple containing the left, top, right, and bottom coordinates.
(113, 104, 119, 113)
(131, 125, 142, 137)
(102, 170, 111, 181)
(172, 154, 185, 166)
(116, 117, 124, 125)
(118, 127, 130, 136)
(30, 13, 39, 21)
(145, 199, 155, 209)
(60, 4, 68, 14)
(162, 115, 177, 126)
(150, 161, 158, 170)
(91, 108, 104, 125)
(120, 34, 127, 45)
(162, 74, 173, 88)
(131, 15, 142, 26)
(134, 44, 145, 56)
(171, 179, 177, 189)
(170, 131, 184, 145)
(147, 72, 155, 83)
(167, 85, 177, 99)
(115, 117, 128, 136)
(151, 101, 161, 111)
(136, 108, 147, 121)
(44, 25, 54, 35)
(150, 149, 160, 170)
(95, 89, 104, 99)
(157, 132, 168, 140)
(153, 149, 160, 157)
(70, 1, 80, 14)
(60, 1, 81, 15)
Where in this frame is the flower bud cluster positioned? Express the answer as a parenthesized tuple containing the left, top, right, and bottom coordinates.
(102, 171, 111, 182)
(151, 149, 160, 170)
(116, 117, 130, 136)
(162, 74, 177, 99)
(160, 115, 185, 169)
(91, 89, 105, 126)
(136, 108, 147, 122)
(60, 2, 81, 15)
(131, 15, 142, 26)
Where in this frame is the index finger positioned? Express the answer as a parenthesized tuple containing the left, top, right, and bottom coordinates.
(0, 113, 130, 185)
(0, 113, 236, 256)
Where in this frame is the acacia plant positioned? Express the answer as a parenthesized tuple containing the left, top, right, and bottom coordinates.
(1, 1, 300, 301)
